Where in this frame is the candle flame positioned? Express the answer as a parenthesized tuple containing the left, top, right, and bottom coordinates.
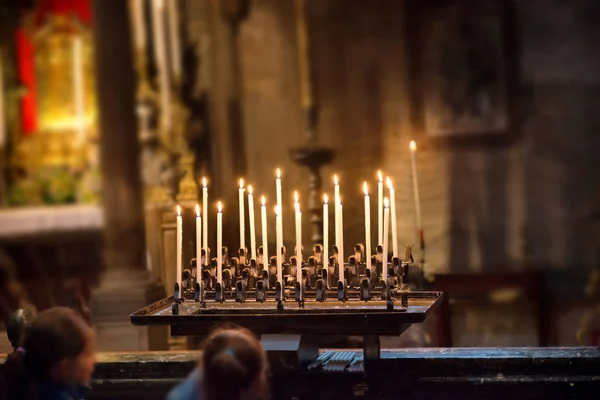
(334, 174, 339, 185)
(176, 205, 181, 216)
(218, 202, 222, 213)
(324, 194, 328, 204)
(248, 185, 253, 195)
(378, 170, 383, 182)
(294, 191, 299, 204)
(239, 178, 244, 188)
(386, 176, 393, 189)
(261, 196, 266, 206)
(363, 181, 368, 196)
(384, 197, 389, 208)
(276, 168, 281, 179)
(196, 204, 200, 217)
(410, 140, 417, 151)
(202, 177, 207, 188)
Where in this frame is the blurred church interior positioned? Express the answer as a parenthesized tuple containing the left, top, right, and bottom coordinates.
(0, 0, 599, 355)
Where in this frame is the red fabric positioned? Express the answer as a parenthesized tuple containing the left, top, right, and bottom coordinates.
(35, 0, 92, 25)
(15, 28, 37, 134)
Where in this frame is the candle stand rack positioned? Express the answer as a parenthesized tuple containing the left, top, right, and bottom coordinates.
(131, 243, 442, 372)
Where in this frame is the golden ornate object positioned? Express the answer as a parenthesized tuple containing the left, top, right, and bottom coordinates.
(9, 14, 99, 206)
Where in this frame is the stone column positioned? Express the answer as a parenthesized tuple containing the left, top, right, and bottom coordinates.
(90, 0, 166, 351)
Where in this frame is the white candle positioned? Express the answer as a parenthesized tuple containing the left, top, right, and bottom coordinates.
(151, 0, 171, 131)
(0, 61, 5, 148)
(261, 196, 268, 264)
(239, 179, 245, 251)
(338, 200, 344, 282)
(176, 205, 182, 298)
(130, 0, 146, 51)
(275, 205, 283, 286)
(364, 182, 371, 272)
(167, 0, 181, 79)
(323, 194, 328, 269)
(248, 185, 256, 260)
(72, 37, 85, 143)
(217, 202, 223, 284)
(377, 171, 383, 245)
(294, 192, 302, 286)
(383, 198, 390, 285)
(410, 141, 422, 232)
(202, 178, 208, 254)
(334, 175, 340, 252)
(275, 168, 283, 244)
(195, 204, 201, 268)
(387, 177, 398, 258)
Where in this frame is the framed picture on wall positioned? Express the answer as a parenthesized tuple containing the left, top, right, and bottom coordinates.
(406, 0, 517, 142)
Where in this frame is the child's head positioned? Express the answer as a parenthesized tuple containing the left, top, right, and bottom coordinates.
(5, 307, 95, 394)
(202, 327, 268, 400)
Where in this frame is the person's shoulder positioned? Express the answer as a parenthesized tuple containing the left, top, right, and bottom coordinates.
(166, 368, 202, 400)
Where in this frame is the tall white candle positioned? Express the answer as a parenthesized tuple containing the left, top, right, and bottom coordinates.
(72, 37, 85, 143)
(410, 141, 422, 232)
(275, 205, 283, 286)
(217, 202, 223, 284)
(195, 204, 201, 268)
(167, 0, 181, 78)
(387, 177, 398, 258)
(334, 175, 340, 252)
(377, 171, 383, 245)
(0, 60, 5, 148)
(338, 200, 344, 282)
(383, 198, 390, 285)
(239, 179, 245, 251)
(275, 168, 283, 243)
(248, 185, 256, 260)
(130, 0, 146, 51)
(202, 178, 208, 254)
(364, 182, 371, 272)
(323, 194, 328, 269)
(176, 205, 182, 297)
(261, 196, 268, 265)
(294, 192, 302, 286)
(151, 0, 171, 131)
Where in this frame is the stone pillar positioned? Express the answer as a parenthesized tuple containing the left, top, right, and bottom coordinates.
(90, 0, 166, 351)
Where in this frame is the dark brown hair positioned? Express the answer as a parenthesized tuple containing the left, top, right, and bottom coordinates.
(2, 307, 91, 400)
(201, 327, 268, 400)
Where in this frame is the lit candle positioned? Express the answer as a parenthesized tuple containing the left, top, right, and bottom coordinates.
(151, 0, 171, 131)
(176, 205, 182, 298)
(275, 168, 283, 243)
(195, 204, 201, 268)
(239, 179, 245, 251)
(323, 194, 328, 269)
(202, 178, 208, 254)
(387, 177, 398, 258)
(72, 37, 85, 143)
(275, 205, 283, 286)
(248, 185, 256, 260)
(294, 191, 302, 286)
(364, 182, 371, 272)
(261, 196, 268, 265)
(377, 171, 383, 245)
(383, 198, 390, 285)
(217, 202, 223, 284)
(338, 199, 344, 282)
(167, 0, 181, 79)
(410, 141, 422, 233)
(334, 175, 340, 252)
(130, 0, 146, 51)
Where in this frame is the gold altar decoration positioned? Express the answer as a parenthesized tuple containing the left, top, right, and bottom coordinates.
(9, 14, 99, 206)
